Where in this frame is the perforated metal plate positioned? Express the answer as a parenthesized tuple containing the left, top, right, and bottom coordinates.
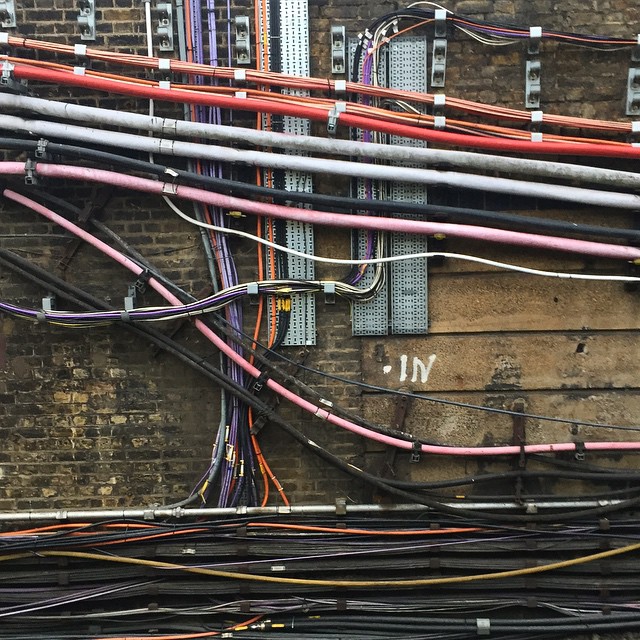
(260, 0, 315, 346)
(349, 36, 429, 336)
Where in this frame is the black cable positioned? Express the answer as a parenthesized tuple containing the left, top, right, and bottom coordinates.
(1, 136, 639, 243)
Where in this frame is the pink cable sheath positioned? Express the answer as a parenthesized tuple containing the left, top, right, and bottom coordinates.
(1, 162, 639, 262)
(3, 187, 640, 457)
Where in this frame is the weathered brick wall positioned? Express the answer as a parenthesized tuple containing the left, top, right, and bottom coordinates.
(0, 0, 638, 509)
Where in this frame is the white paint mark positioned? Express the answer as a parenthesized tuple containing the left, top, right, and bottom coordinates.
(383, 365, 392, 375)
(411, 354, 437, 384)
(399, 354, 408, 382)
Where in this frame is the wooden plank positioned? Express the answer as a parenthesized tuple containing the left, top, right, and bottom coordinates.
(361, 331, 640, 392)
(427, 273, 640, 333)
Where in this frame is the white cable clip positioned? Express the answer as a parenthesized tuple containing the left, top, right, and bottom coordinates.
(234, 68, 246, 82)
(530, 131, 543, 142)
(234, 90, 247, 99)
(327, 101, 347, 136)
(530, 110, 543, 124)
(158, 57, 171, 70)
(158, 80, 171, 90)
(162, 181, 178, 195)
(476, 618, 491, 636)
(73, 66, 86, 75)
(433, 115, 446, 130)
(334, 79, 347, 93)
(0, 32, 9, 45)
(73, 43, 87, 57)
(433, 93, 446, 115)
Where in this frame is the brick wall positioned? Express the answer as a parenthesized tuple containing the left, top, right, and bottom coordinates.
(0, 0, 638, 509)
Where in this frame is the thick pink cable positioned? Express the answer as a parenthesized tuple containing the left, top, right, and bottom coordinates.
(1, 162, 639, 262)
(3, 187, 639, 457)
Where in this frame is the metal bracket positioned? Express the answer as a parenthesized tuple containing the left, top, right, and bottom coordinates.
(431, 9, 447, 87)
(525, 27, 541, 109)
(626, 37, 640, 116)
(124, 285, 137, 312)
(0, 0, 16, 28)
(327, 101, 346, 135)
(525, 60, 541, 109)
(77, 0, 96, 41)
(331, 25, 346, 74)
(157, 3, 174, 52)
(235, 16, 250, 65)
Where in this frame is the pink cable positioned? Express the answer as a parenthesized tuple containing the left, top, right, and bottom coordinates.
(1, 162, 638, 262)
(3, 187, 639, 457)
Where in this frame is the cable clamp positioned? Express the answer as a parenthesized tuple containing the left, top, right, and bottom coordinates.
(246, 282, 259, 305)
(124, 285, 137, 312)
(35, 138, 49, 159)
(42, 295, 55, 312)
(633, 33, 640, 63)
(334, 78, 347, 93)
(314, 407, 330, 421)
(410, 441, 421, 463)
(235, 90, 247, 99)
(35, 311, 46, 322)
(476, 618, 491, 636)
(528, 25, 542, 54)
(327, 101, 347, 136)
(73, 43, 87, 57)
(119, 310, 131, 322)
(162, 181, 178, 195)
(158, 57, 171, 70)
(530, 131, 543, 142)
(323, 282, 336, 304)
(433, 93, 446, 116)
(574, 440, 585, 461)
(160, 117, 178, 136)
(433, 115, 446, 130)
(24, 157, 38, 185)
(319, 398, 334, 410)
(335, 496, 347, 516)
(73, 66, 86, 76)
(0, 32, 9, 45)
(158, 80, 171, 90)
(0, 58, 13, 80)
(234, 68, 246, 83)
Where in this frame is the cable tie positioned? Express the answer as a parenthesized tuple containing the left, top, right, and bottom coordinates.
(235, 90, 247, 99)
(574, 440, 586, 461)
(35, 311, 46, 322)
(530, 131, 543, 142)
(73, 66, 86, 76)
(0, 33, 9, 46)
(234, 68, 246, 82)
(119, 311, 131, 322)
(158, 80, 171, 90)
(334, 78, 347, 93)
(23, 157, 37, 185)
(433, 115, 446, 130)
(364, 29, 372, 40)
(74, 43, 87, 57)
(252, 370, 269, 393)
(161, 118, 178, 135)
(164, 167, 179, 177)
(410, 441, 422, 463)
(134, 269, 152, 292)
(476, 618, 491, 636)
(158, 57, 171, 70)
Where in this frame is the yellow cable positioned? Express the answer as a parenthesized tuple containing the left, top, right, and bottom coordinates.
(1, 543, 639, 588)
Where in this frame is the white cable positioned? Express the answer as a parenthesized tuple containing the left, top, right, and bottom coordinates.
(1, 93, 640, 191)
(170, 203, 640, 281)
(4, 114, 640, 210)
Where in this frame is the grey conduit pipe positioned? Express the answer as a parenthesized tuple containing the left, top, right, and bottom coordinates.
(1, 93, 640, 191)
(3, 113, 640, 210)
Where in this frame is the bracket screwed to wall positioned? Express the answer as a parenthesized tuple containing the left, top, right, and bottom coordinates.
(77, 0, 96, 41)
(157, 2, 174, 52)
(0, 0, 16, 28)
